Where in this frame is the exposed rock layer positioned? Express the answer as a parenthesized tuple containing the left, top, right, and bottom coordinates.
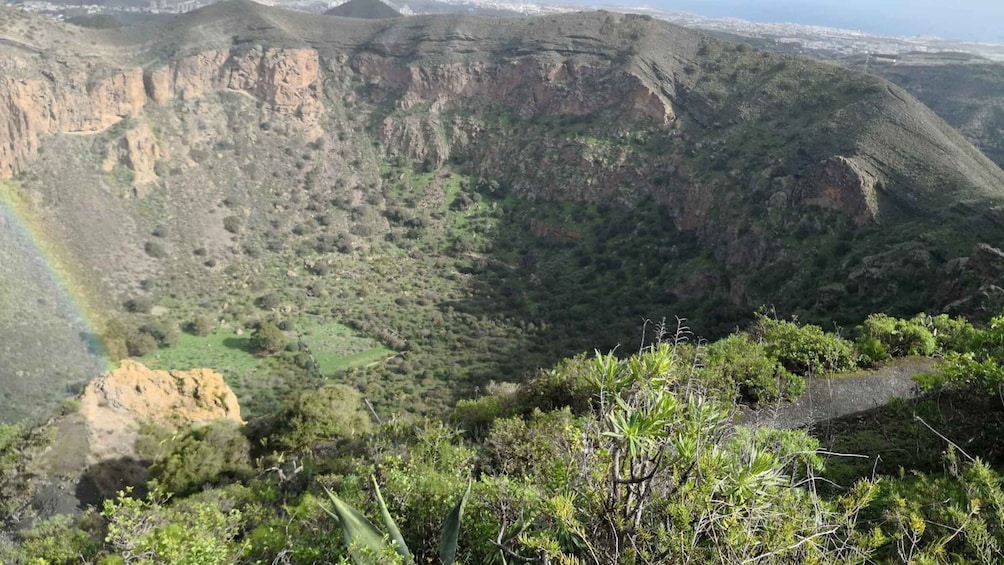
(77, 360, 242, 467)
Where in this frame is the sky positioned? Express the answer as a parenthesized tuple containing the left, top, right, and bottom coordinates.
(595, 0, 1004, 42)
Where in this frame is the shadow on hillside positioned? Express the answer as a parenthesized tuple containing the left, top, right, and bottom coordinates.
(813, 390, 1004, 493)
(76, 457, 151, 507)
(222, 336, 253, 353)
(444, 196, 740, 397)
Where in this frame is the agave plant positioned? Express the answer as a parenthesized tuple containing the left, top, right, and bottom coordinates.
(320, 476, 470, 565)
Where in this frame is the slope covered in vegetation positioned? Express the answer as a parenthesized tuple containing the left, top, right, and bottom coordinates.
(3, 2, 1004, 423)
(3, 310, 1004, 563)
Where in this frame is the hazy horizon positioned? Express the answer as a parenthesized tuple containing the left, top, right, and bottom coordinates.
(591, 0, 1004, 42)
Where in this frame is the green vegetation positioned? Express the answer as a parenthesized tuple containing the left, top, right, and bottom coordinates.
(9, 309, 1004, 563)
(7, 6, 1004, 563)
(249, 322, 288, 355)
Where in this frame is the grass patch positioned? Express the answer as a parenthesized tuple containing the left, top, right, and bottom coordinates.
(139, 329, 264, 374)
(298, 321, 394, 375)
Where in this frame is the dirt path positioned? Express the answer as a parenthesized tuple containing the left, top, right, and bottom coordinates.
(741, 357, 937, 429)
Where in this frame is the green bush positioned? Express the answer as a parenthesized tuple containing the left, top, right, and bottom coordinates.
(124, 296, 152, 313)
(139, 321, 179, 347)
(256, 292, 281, 310)
(144, 241, 168, 259)
(222, 215, 242, 234)
(514, 354, 597, 415)
(143, 421, 252, 496)
(913, 313, 981, 354)
(15, 514, 99, 564)
(854, 334, 889, 365)
(187, 315, 216, 337)
(703, 333, 805, 402)
(483, 408, 576, 482)
(102, 487, 247, 564)
(249, 322, 287, 355)
(857, 314, 935, 359)
(754, 314, 855, 375)
(126, 332, 159, 357)
(263, 385, 373, 451)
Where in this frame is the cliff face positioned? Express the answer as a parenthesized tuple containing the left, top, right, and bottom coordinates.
(0, 47, 325, 182)
(0, 69, 145, 178)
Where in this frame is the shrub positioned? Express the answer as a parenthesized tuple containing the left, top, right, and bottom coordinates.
(249, 322, 287, 355)
(913, 313, 981, 354)
(703, 333, 805, 402)
(102, 488, 246, 564)
(187, 315, 216, 337)
(264, 385, 373, 450)
(256, 292, 281, 310)
(483, 408, 576, 480)
(143, 421, 252, 496)
(223, 215, 242, 234)
(124, 296, 153, 313)
(857, 314, 936, 358)
(515, 354, 597, 415)
(144, 241, 168, 258)
(15, 514, 99, 564)
(854, 334, 889, 366)
(126, 332, 159, 357)
(754, 314, 855, 375)
(139, 321, 179, 347)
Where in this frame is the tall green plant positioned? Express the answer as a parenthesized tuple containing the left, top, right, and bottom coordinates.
(320, 476, 470, 565)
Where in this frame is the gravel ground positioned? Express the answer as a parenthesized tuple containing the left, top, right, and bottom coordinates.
(740, 356, 937, 429)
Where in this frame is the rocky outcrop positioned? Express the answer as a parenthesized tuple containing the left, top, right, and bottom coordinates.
(76, 360, 241, 467)
(146, 47, 323, 132)
(968, 243, 1004, 281)
(145, 50, 229, 103)
(102, 121, 164, 186)
(0, 68, 146, 178)
(355, 56, 673, 122)
(0, 47, 325, 180)
(802, 156, 880, 225)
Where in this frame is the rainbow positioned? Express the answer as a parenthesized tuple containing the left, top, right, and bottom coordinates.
(0, 180, 109, 362)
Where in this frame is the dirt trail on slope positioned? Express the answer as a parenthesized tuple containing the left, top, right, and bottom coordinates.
(741, 357, 937, 430)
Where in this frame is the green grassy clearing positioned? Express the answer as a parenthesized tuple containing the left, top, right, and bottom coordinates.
(298, 321, 394, 375)
(139, 329, 265, 375)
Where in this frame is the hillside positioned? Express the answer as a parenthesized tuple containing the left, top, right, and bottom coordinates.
(845, 52, 1004, 170)
(324, 0, 402, 19)
(2, 1, 1004, 421)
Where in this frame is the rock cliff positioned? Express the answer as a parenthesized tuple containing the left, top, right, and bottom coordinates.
(0, 46, 324, 183)
(76, 360, 242, 467)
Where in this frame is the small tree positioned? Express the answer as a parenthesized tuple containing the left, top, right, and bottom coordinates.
(250, 322, 287, 355)
(187, 315, 215, 337)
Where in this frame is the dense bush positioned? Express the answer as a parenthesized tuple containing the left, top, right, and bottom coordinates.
(101, 487, 247, 564)
(124, 296, 153, 314)
(702, 333, 805, 402)
(144, 241, 168, 259)
(260, 384, 373, 451)
(222, 215, 242, 234)
(856, 314, 936, 361)
(186, 315, 216, 337)
(249, 322, 287, 355)
(753, 314, 855, 375)
(140, 421, 252, 496)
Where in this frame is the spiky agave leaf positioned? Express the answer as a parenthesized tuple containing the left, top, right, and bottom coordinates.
(439, 479, 471, 565)
(320, 485, 392, 564)
(372, 476, 412, 560)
